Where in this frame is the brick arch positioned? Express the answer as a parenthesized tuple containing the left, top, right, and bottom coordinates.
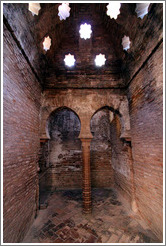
(90, 105, 121, 135)
(90, 103, 118, 116)
(90, 105, 130, 140)
(90, 105, 121, 119)
(45, 106, 81, 139)
(40, 91, 130, 140)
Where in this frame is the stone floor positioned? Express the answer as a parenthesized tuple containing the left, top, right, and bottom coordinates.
(23, 188, 160, 243)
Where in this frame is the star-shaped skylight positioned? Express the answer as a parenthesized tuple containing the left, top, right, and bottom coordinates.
(106, 2, 121, 19)
(64, 54, 76, 67)
(79, 23, 92, 40)
(135, 3, 150, 19)
(58, 3, 71, 20)
(95, 54, 106, 67)
(28, 3, 41, 16)
(122, 36, 131, 51)
(43, 36, 51, 51)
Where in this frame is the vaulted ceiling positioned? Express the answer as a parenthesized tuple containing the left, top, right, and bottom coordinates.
(3, 3, 163, 89)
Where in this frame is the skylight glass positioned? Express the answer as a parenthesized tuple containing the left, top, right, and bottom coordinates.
(43, 36, 51, 51)
(64, 54, 76, 67)
(135, 3, 150, 19)
(95, 54, 106, 67)
(28, 3, 41, 16)
(58, 3, 71, 20)
(121, 35, 131, 51)
(79, 23, 92, 40)
(106, 2, 121, 19)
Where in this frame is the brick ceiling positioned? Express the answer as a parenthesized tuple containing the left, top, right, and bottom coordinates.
(3, 3, 163, 89)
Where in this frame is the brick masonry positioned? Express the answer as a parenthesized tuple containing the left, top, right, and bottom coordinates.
(127, 42, 163, 240)
(45, 108, 83, 189)
(40, 89, 130, 141)
(44, 4, 124, 89)
(110, 115, 132, 201)
(3, 23, 42, 243)
(3, 2, 163, 243)
(3, 3, 47, 82)
(90, 109, 114, 188)
(40, 108, 126, 189)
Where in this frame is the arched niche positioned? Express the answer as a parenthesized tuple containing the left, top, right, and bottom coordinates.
(40, 93, 130, 141)
(90, 106, 118, 188)
(90, 106, 132, 194)
(90, 102, 131, 141)
(46, 106, 81, 140)
(90, 106, 121, 138)
(44, 106, 83, 190)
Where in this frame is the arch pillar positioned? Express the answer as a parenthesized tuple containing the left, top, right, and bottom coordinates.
(79, 114, 93, 213)
(80, 138, 92, 213)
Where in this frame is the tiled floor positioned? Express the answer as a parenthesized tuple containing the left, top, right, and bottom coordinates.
(23, 188, 160, 243)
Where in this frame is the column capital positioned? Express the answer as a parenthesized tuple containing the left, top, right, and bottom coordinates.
(80, 138, 92, 142)
(79, 132, 93, 139)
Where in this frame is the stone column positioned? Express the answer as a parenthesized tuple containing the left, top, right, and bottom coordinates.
(80, 138, 92, 214)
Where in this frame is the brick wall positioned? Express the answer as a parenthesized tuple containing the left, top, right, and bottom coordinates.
(46, 139, 83, 189)
(3, 23, 41, 242)
(38, 141, 49, 192)
(127, 42, 163, 240)
(90, 109, 114, 187)
(39, 141, 49, 173)
(110, 115, 132, 201)
(44, 108, 83, 189)
(123, 3, 163, 83)
(41, 108, 125, 189)
(3, 2, 163, 243)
